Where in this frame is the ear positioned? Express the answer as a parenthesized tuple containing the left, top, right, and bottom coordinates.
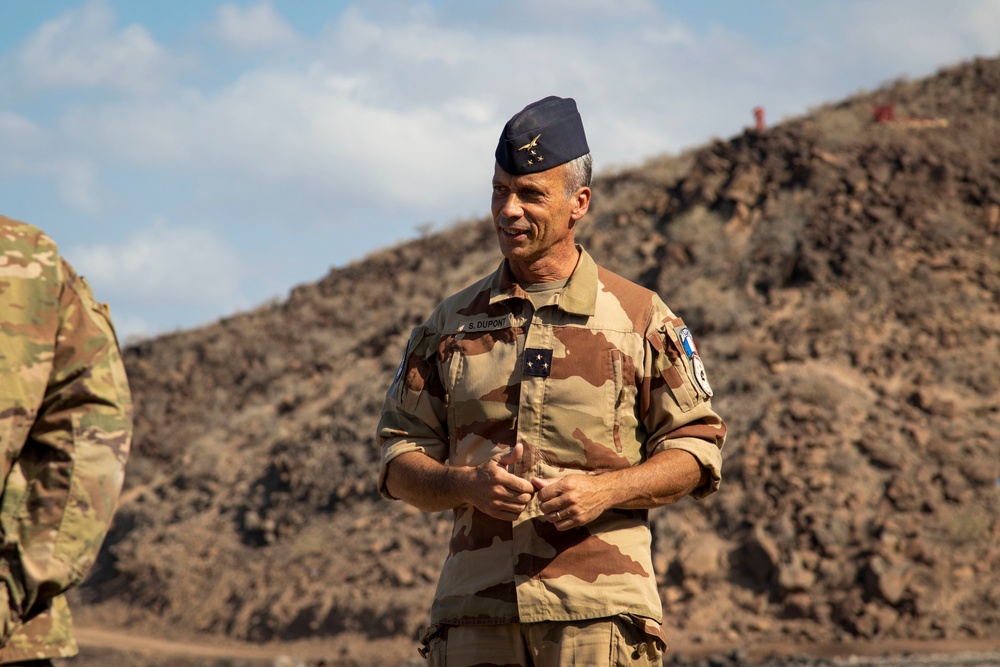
(568, 186, 591, 227)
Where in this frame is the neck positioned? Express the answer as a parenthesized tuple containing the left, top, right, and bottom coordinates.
(508, 246, 580, 284)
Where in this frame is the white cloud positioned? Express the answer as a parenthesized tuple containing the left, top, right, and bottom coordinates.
(46, 6, 699, 223)
(32, 0, 1000, 235)
(54, 64, 499, 219)
(49, 159, 107, 214)
(968, 1, 1000, 45)
(210, 2, 298, 51)
(1, 2, 800, 229)
(0, 113, 46, 149)
(16, 0, 171, 94)
(783, 0, 1000, 85)
(69, 220, 244, 308)
(0, 114, 110, 214)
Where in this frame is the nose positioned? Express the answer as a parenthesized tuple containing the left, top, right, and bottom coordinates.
(498, 193, 523, 220)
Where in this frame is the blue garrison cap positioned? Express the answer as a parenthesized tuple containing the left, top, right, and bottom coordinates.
(495, 96, 589, 175)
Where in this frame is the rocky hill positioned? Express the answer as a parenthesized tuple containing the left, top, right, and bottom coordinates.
(71, 56, 1000, 665)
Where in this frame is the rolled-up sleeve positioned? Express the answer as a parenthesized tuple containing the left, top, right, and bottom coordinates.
(375, 324, 449, 498)
(641, 310, 726, 498)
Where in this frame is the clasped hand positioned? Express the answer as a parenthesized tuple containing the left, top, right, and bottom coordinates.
(463, 443, 610, 530)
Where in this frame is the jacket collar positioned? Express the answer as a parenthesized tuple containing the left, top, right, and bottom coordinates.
(488, 245, 597, 317)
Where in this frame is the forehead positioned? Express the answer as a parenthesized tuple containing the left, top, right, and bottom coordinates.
(493, 162, 566, 190)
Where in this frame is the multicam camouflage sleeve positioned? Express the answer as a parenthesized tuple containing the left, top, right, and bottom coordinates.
(0, 218, 132, 661)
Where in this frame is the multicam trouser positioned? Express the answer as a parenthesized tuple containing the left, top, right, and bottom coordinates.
(419, 615, 666, 666)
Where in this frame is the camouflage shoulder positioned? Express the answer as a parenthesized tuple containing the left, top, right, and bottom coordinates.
(646, 290, 679, 325)
(592, 263, 668, 331)
(0, 215, 62, 282)
(594, 263, 657, 303)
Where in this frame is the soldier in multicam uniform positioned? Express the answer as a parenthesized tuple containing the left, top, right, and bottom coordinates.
(377, 97, 726, 666)
(0, 216, 132, 666)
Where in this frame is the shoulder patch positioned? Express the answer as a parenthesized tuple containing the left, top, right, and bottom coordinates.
(691, 354, 714, 398)
(674, 325, 713, 398)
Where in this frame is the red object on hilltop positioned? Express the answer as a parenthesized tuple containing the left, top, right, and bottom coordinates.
(753, 106, 765, 131)
(873, 103, 896, 123)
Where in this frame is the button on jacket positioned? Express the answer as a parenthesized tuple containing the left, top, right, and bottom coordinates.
(377, 247, 725, 627)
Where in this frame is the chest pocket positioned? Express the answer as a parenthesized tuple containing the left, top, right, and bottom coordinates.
(439, 327, 522, 461)
(532, 329, 632, 462)
(441, 328, 521, 399)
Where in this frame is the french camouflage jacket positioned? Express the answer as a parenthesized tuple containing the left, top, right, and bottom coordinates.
(378, 247, 726, 628)
(0, 216, 132, 662)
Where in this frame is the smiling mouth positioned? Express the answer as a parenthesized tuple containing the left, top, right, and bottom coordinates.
(500, 227, 529, 239)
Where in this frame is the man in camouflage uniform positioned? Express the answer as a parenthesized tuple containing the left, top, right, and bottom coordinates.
(377, 97, 726, 666)
(0, 216, 132, 665)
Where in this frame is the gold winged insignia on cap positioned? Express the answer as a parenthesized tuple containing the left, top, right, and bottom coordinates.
(518, 134, 541, 152)
(518, 134, 543, 165)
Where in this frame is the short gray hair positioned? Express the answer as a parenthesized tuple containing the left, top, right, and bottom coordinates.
(563, 153, 592, 197)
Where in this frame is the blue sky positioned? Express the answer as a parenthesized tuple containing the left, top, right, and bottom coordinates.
(3, 0, 999, 341)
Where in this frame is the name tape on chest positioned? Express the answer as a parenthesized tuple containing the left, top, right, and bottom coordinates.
(458, 314, 516, 333)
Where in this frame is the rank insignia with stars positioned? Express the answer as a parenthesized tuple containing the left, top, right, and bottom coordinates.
(517, 133, 544, 166)
(523, 348, 553, 377)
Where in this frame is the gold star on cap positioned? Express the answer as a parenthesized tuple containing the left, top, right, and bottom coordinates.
(518, 134, 543, 165)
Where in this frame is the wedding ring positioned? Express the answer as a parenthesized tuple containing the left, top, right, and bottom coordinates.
(555, 511, 562, 521)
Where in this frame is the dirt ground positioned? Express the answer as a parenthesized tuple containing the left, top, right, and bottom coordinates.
(64, 627, 1000, 667)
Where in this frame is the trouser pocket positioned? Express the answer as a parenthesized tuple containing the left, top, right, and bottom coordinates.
(417, 623, 448, 664)
(613, 614, 667, 665)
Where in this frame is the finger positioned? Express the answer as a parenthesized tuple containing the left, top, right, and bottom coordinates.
(531, 476, 554, 491)
(505, 477, 536, 496)
(496, 442, 524, 468)
(547, 507, 569, 525)
(499, 500, 530, 515)
(532, 476, 562, 502)
(494, 497, 531, 519)
(495, 491, 531, 510)
(506, 488, 533, 502)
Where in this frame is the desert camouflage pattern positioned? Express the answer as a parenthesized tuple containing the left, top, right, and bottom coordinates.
(378, 247, 726, 629)
(0, 216, 132, 662)
(420, 614, 665, 666)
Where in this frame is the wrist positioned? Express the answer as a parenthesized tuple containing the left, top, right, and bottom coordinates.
(595, 470, 626, 507)
(442, 464, 468, 506)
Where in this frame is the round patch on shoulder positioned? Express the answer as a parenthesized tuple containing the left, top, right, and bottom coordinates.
(692, 354, 714, 398)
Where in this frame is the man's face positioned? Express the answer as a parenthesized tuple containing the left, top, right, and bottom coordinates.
(491, 162, 590, 270)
